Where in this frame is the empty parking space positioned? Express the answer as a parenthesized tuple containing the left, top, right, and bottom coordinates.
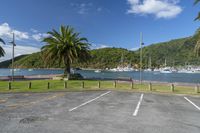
(69, 91, 111, 112)
(0, 91, 200, 133)
(50, 91, 143, 133)
(136, 94, 200, 133)
(184, 96, 200, 111)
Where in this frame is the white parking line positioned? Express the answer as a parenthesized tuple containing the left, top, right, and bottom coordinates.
(133, 94, 144, 116)
(184, 97, 200, 111)
(69, 91, 111, 112)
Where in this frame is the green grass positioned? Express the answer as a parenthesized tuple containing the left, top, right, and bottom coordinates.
(0, 80, 199, 95)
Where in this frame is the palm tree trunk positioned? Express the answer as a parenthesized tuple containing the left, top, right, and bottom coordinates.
(64, 58, 71, 79)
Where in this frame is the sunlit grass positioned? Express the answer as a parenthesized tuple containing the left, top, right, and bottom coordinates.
(0, 80, 199, 95)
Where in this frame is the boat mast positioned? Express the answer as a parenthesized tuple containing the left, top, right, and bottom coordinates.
(149, 56, 152, 69)
(121, 52, 124, 68)
(164, 58, 167, 67)
(140, 32, 144, 84)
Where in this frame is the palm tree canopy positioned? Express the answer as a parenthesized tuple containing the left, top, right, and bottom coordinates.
(195, 0, 200, 20)
(195, 0, 200, 5)
(195, 12, 200, 21)
(0, 38, 5, 57)
(195, 40, 200, 57)
(0, 38, 5, 44)
(41, 25, 91, 73)
(194, 0, 200, 57)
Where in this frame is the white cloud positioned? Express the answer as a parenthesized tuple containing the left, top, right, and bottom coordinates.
(30, 28, 38, 33)
(91, 44, 111, 49)
(128, 0, 140, 4)
(79, 3, 89, 14)
(127, 0, 183, 19)
(70, 3, 93, 14)
(0, 44, 40, 62)
(130, 47, 140, 51)
(97, 7, 102, 12)
(32, 33, 48, 41)
(0, 23, 29, 40)
(98, 45, 110, 49)
(0, 22, 47, 42)
(71, 2, 103, 15)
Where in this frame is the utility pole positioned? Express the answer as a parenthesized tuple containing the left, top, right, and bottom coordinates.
(10, 33, 16, 82)
(164, 58, 167, 67)
(140, 32, 144, 84)
(148, 56, 152, 70)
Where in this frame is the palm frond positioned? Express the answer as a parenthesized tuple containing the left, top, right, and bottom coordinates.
(195, 40, 200, 57)
(0, 38, 5, 44)
(195, 12, 200, 21)
(0, 46, 5, 57)
(0, 38, 5, 57)
(42, 25, 91, 73)
(194, 0, 200, 5)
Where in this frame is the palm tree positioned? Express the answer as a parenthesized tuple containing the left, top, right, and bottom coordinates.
(195, 40, 200, 57)
(0, 38, 5, 57)
(194, 0, 200, 56)
(42, 25, 91, 79)
(195, 0, 200, 20)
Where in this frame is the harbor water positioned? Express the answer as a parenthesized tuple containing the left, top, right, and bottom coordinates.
(0, 68, 200, 84)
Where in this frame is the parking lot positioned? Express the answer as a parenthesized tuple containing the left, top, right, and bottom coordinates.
(0, 91, 200, 133)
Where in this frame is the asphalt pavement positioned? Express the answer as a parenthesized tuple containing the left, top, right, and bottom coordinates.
(0, 91, 199, 133)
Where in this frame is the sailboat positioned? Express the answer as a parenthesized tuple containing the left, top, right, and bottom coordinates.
(110, 53, 133, 72)
(160, 59, 172, 73)
(178, 62, 195, 73)
(28, 68, 33, 71)
(94, 70, 101, 73)
(145, 57, 152, 72)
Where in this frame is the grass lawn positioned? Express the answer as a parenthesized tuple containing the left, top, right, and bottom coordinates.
(0, 80, 199, 95)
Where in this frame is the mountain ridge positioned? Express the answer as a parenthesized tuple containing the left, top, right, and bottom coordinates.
(0, 34, 199, 69)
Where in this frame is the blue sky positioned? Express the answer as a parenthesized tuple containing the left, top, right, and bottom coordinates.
(0, 0, 200, 61)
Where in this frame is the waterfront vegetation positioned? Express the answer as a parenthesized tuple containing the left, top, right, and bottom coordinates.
(0, 37, 5, 58)
(0, 2, 200, 96)
(195, 0, 200, 21)
(1, 31, 200, 69)
(194, 0, 200, 57)
(41, 25, 91, 78)
(0, 80, 199, 95)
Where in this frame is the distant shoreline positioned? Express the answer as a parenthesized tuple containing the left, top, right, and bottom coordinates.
(0, 74, 198, 87)
(0, 68, 129, 70)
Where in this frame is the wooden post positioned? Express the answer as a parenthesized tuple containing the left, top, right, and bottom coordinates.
(28, 82, 32, 89)
(131, 80, 134, 89)
(64, 81, 67, 89)
(114, 81, 117, 88)
(98, 81, 101, 89)
(82, 81, 85, 88)
(8, 82, 11, 90)
(47, 82, 50, 89)
(171, 84, 174, 92)
(149, 82, 152, 91)
(195, 85, 199, 93)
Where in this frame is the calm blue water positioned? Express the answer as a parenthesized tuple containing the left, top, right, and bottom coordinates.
(0, 68, 200, 83)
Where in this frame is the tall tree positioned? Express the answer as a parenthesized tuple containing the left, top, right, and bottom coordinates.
(194, 0, 200, 56)
(0, 38, 5, 57)
(195, 0, 200, 20)
(42, 25, 91, 78)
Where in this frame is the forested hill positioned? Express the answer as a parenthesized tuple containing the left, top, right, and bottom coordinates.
(0, 55, 27, 68)
(0, 32, 200, 69)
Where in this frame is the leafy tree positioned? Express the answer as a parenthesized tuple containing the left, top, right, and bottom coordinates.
(42, 25, 91, 78)
(0, 38, 5, 57)
(194, 0, 200, 56)
(5, 32, 200, 69)
(195, 0, 200, 20)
